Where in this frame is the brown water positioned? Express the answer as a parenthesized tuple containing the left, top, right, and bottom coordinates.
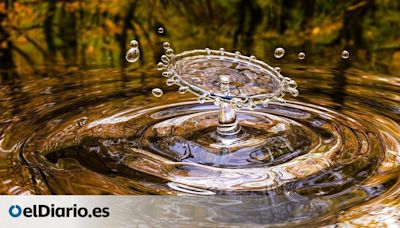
(0, 54, 399, 226)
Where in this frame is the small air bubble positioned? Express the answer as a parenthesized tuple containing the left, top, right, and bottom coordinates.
(274, 47, 285, 59)
(298, 52, 305, 60)
(158, 27, 165, 34)
(341, 50, 349, 59)
(152, 88, 163, 97)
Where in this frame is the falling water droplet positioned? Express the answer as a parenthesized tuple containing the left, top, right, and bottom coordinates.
(157, 62, 166, 71)
(341, 50, 350, 59)
(165, 48, 174, 57)
(274, 67, 281, 73)
(166, 78, 175, 86)
(178, 86, 189, 94)
(158, 27, 165, 34)
(126, 43, 140, 63)
(130, 40, 139, 48)
(152, 88, 163, 97)
(219, 48, 225, 56)
(163, 42, 170, 49)
(274, 47, 285, 59)
(162, 72, 171, 77)
(298, 52, 305, 60)
(161, 55, 169, 63)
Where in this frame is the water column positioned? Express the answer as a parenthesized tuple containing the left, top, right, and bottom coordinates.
(217, 75, 241, 136)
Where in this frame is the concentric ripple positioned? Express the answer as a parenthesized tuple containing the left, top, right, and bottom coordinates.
(0, 64, 399, 226)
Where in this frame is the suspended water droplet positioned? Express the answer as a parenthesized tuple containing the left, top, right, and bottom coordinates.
(214, 97, 221, 106)
(291, 89, 299, 97)
(274, 47, 285, 59)
(341, 50, 349, 59)
(130, 40, 139, 48)
(178, 86, 189, 94)
(126, 47, 140, 63)
(162, 71, 171, 77)
(152, 88, 163, 97)
(163, 42, 170, 49)
(165, 48, 174, 57)
(298, 52, 305, 60)
(274, 67, 281, 73)
(166, 78, 175, 86)
(158, 27, 165, 34)
(161, 55, 169, 64)
(219, 48, 225, 56)
(234, 51, 241, 58)
(157, 62, 166, 71)
(198, 95, 207, 104)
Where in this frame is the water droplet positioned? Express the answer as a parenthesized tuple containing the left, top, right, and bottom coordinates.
(288, 80, 297, 88)
(341, 50, 349, 59)
(205, 48, 211, 55)
(198, 95, 207, 104)
(163, 42, 170, 49)
(152, 88, 163, 97)
(214, 97, 221, 106)
(249, 55, 256, 62)
(291, 89, 299, 97)
(161, 55, 169, 63)
(298, 52, 305, 60)
(126, 47, 140, 63)
(234, 51, 240, 58)
(157, 62, 166, 71)
(130, 40, 138, 48)
(166, 78, 175, 86)
(274, 67, 281, 73)
(162, 72, 171, 77)
(274, 47, 285, 59)
(165, 48, 174, 57)
(178, 86, 189, 94)
(219, 48, 225, 56)
(158, 27, 165, 34)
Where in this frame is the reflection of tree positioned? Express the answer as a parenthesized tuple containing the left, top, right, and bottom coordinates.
(233, 0, 262, 53)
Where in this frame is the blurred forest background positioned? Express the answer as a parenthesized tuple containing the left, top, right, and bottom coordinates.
(0, 0, 399, 75)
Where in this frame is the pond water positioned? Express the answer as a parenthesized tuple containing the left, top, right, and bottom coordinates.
(1, 1, 400, 227)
